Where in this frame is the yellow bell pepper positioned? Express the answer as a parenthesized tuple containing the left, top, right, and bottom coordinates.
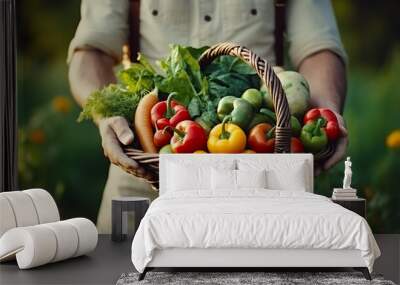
(243, 149, 256, 154)
(194, 150, 207, 154)
(207, 118, 246, 153)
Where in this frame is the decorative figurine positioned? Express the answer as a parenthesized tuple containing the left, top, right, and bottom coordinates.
(342, 157, 353, 189)
(332, 157, 357, 199)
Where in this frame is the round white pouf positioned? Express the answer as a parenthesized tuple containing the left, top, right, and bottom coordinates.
(0, 226, 57, 269)
(42, 221, 79, 262)
(65, 218, 98, 257)
(0, 218, 98, 269)
(1, 192, 39, 227)
(0, 195, 17, 237)
(23, 189, 60, 224)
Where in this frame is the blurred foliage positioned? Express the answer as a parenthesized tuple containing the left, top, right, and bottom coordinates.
(16, 0, 400, 232)
(16, 0, 107, 222)
(333, 0, 400, 69)
(314, 50, 400, 233)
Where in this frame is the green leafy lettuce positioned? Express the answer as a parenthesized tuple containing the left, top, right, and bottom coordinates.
(155, 45, 208, 106)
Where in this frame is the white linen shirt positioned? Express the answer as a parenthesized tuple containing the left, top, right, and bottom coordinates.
(68, 0, 346, 68)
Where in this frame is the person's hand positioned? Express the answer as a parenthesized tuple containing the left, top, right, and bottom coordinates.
(315, 112, 348, 175)
(97, 116, 147, 178)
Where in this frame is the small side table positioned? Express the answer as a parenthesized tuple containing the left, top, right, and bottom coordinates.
(112, 197, 150, 242)
(331, 197, 366, 218)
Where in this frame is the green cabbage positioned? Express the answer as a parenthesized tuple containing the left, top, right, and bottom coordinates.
(261, 71, 310, 118)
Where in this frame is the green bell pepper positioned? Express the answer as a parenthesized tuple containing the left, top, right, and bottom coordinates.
(217, 96, 254, 130)
(300, 118, 328, 153)
(247, 112, 276, 131)
(241, 89, 263, 111)
(259, 108, 302, 136)
(259, 108, 277, 122)
(290, 116, 302, 137)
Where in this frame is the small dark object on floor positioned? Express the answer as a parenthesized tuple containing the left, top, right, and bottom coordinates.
(112, 197, 149, 242)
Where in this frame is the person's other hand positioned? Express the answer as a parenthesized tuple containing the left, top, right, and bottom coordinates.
(97, 116, 147, 178)
(315, 112, 348, 175)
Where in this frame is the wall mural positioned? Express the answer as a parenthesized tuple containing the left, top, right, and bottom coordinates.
(16, 0, 400, 233)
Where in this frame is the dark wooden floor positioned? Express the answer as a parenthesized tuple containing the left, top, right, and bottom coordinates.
(0, 235, 398, 285)
(374, 234, 400, 283)
(0, 236, 133, 285)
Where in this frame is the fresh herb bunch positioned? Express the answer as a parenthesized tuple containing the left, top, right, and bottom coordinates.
(78, 54, 157, 123)
(77, 84, 142, 122)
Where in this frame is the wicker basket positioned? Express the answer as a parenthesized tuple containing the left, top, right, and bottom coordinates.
(123, 42, 335, 189)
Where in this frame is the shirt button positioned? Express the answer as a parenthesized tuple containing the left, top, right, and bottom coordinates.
(204, 15, 212, 22)
(251, 9, 257, 15)
(152, 9, 158, 16)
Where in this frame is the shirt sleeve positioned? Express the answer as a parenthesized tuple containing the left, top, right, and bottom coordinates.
(67, 0, 129, 64)
(286, 0, 347, 68)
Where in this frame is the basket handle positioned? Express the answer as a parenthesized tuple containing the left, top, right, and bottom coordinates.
(199, 42, 291, 153)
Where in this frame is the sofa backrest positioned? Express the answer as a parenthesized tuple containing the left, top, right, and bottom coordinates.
(159, 154, 314, 195)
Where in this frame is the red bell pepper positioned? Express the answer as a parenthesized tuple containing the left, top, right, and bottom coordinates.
(290, 137, 304, 153)
(170, 120, 207, 153)
(303, 108, 340, 141)
(151, 93, 191, 129)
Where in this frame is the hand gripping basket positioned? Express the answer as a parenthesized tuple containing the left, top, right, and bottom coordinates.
(123, 42, 335, 190)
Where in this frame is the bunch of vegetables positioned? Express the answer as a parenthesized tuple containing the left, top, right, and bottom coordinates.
(79, 45, 340, 156)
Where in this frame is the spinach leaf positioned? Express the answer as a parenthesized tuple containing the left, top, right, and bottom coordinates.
(188, 97, 202, 118)
(204, 55, 256, 75)
(154, 73, 197, 106)
(208, 72, 259, 98)
(230, 57, 257, 75)
(203, 55, 260, 100)
(186, 46, 209, 60)
(196, 100, 220, 126)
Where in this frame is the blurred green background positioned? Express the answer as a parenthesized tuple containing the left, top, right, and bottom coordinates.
(17, 0, 400, 232)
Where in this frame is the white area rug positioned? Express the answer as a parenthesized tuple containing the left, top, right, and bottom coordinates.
(117, 271, 395, 285)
